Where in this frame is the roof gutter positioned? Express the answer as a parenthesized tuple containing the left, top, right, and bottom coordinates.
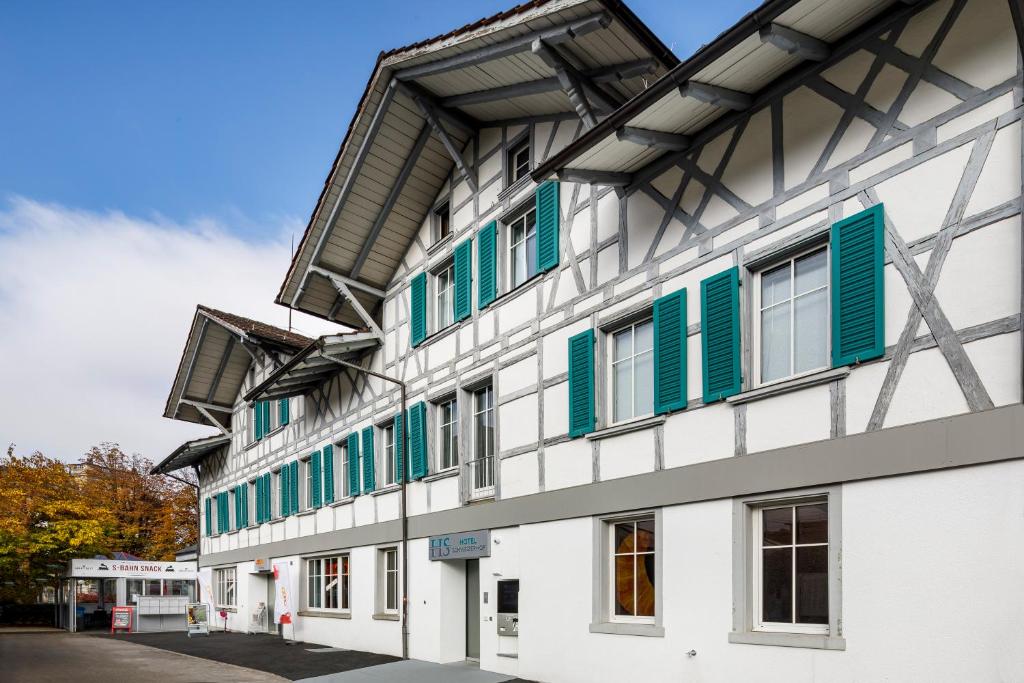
(531, 0, 802, 182)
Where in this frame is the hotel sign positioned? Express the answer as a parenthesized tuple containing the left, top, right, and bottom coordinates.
(429, 530, 490, 560)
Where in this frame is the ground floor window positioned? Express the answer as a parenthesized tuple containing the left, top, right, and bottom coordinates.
(731, 486, 844, 650)
(215, 567, 236, 607)
(591, 511, 662, 636)
(376, 547, 399, 615)
(306, 555, 349, 611)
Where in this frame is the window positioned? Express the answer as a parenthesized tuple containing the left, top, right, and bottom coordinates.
(434, 202, 451, 243)
(470, 386, 495, 496)
(248, 479, 257, 525)
(341, 442, 352, 498)
(507, 137, 530, 185)
(610, 518, 655, 622)
(228, 488, 237, 530)
(165, 580, 196, 599)
(306, 555, 349, 611)
(755, 502, 828, 631)
(438, 398, 458, 471)
(610, 318, 654, 423)
(508, 207, 537, 290)
(382, 423, 396, 486)
(215, 567, 236, 607)
(304, 457, 313, 510)
(377, 547, 400, 615)
(272, 469, 282, 518)
(757, 246, 829, 384)
(731, 488, 844, 650)
(435, 262, 455, 331)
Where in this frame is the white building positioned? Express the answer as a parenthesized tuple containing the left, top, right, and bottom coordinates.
(153, 0, 1024, 680)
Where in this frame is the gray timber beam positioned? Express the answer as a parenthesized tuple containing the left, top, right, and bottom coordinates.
(321, 273, 385, 341)
(616, 126, 691, 151)
(557, 168, 632, 186)
(308, 266, 386, 298)
(192, 405, 231, 437)
(411, 94, 478, 193)
(396, 81, 478, 134)
(174, 317, 210, 419)
(205, 336, 237, 403)
(394, 12, 611, 80)
(759, 23, 830, 61)
(532, 40, 622, 125)
(180, 398, 234, 413)
(296, 79, 398, 307)
(679, 81, 752, 111)
(350, 122, 432, 280)
(439, 59, 655, 108)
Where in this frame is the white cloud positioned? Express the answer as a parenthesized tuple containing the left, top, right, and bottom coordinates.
(0, 197, 340, 463)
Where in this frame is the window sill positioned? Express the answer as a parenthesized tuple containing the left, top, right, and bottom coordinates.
(372, 612, 400, 621)
(246, 427, 285, 450)
(423, 321, 461, 346)
(427, 233, 453, 256)
(298, 610, 351, 620)
(328, 498, 354, 508)
(586, 415, 665, 441)
(423, 468, 459, 483)
(726, 367, 849, 405)
(296, 509, 316, 518)
(589, 622, 664, 638)
(371, 485, 401, 497)
(497, 175, 534, 202)
(728, 631, 846, 650)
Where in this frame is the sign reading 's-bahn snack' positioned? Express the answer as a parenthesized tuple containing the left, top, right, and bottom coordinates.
(429, 530, 490, 560)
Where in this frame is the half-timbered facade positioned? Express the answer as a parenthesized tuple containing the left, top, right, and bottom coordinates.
(156, 0, 1024, 680)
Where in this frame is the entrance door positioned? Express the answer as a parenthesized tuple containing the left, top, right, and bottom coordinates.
(266, 575, 278, 634)
(466, 559, 480, 659)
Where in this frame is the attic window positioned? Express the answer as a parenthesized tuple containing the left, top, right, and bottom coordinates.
(434, 202, 451, 243)
(507, 137, 530, 185)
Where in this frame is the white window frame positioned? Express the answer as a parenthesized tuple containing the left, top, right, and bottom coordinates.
(752, 244, 831, 388)
(506, 205, 538, 291)
(272, 468, 282, 519)
(507, 136, 530, 185)
(247, 479, 257, 527)
(437, 397, 459, 471)
(228, 488, 237, 531)
(730, 486, 845, 650)
(434, 261, 455, 332)
(341, 442, 352, 498)
(751, 501, 830, 635)
(214, 567, 236, 608)
(375, 546, 400, 617)
(469, 385, 495, 497)
(590, 510, 663, 637)
(303, 457, 313, 510)
(607, 317, 654, 425)
(304, 554, 349, 613)
(434, 201, 451, 244)
(382, 423, 396, 487)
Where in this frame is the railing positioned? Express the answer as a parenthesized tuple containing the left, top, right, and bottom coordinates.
(466, 456, 495, 499)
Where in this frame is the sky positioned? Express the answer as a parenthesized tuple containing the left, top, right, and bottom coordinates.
(0, 0, 760, 464)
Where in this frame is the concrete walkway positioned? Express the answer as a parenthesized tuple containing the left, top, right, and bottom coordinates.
(296, 659, 519, 683)
(0, 631, 286, 683)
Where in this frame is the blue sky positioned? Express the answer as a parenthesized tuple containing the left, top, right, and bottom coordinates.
(0, 0, 760, 238)
(0, 0, 759, 462)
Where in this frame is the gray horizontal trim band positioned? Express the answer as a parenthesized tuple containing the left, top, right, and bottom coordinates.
(200, 405, 1023, 567)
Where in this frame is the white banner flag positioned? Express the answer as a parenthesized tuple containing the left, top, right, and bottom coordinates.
(272, 562, 293, 626)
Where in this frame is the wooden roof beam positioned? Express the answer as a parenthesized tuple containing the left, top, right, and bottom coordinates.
(394, 11, 612, 81)
(320, 272, 385, 341)
(759, 23, 830, 61)
(350, 122, 432, 280)
(616, 126, 692, 152)
(440, 58, 656, 108)
(412, 93, 479, 193)
(679, 81, 752, 111)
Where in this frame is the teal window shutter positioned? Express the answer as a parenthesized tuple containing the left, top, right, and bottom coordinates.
(454, 239, 473, 322)
(311, 451, 322, 508)
(701, 267, 742, 403)
(347, 433, 361, 496)
(205, 497, 212, 536)
(254, 403, 264, 441)
(323, 444, 335, 504)
(281, 465, 290, 516)
(409, 402, 428, 479)
(832, 204, 885, 367)
(535, 181, 560, 272)
(279, 399, 289, 426)
(289, 461, 299, 514)
(568, 329, 596, 437)
(393, 413, 405, 483)
(361, 427, 376, 492)
(411, 272, 427, 347)
(654, 288, 688, 414)
(217, 493, 226, 533)
(477, 221, 497, 309)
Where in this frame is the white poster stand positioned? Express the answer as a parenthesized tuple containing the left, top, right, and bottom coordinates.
(186, 602, 210, 637)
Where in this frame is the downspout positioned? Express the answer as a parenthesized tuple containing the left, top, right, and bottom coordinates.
(324, 356, 409, 660)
